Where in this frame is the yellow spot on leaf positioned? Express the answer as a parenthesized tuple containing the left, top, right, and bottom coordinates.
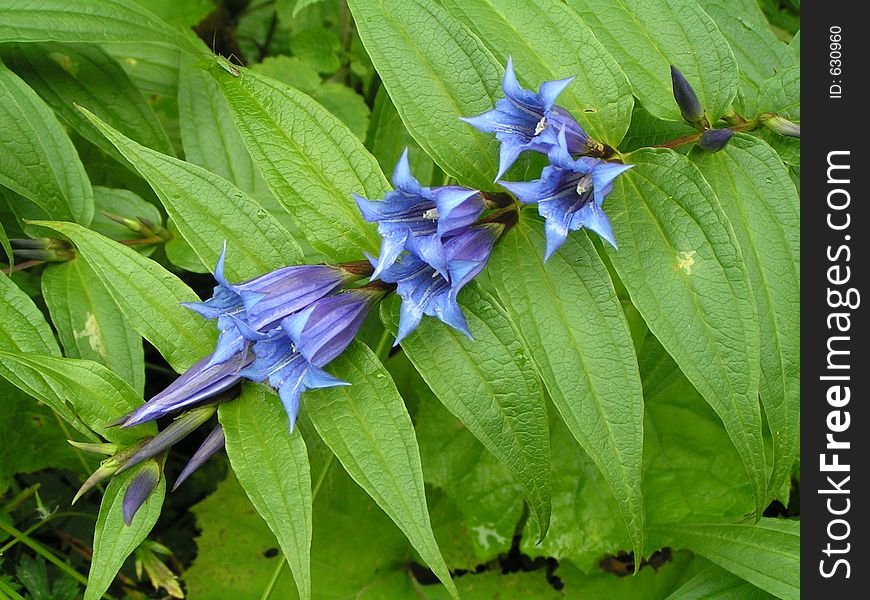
(48, 52, 78, 76)
(74, 313, 106, 358)
(674, 250, 697, 275)
(125, 57, 139, 66)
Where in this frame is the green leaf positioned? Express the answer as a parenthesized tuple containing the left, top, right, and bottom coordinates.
(0, 273, 86, 431)
(0, 0, 196, 50)
(439, 0, 633, 148)
(690, 135, 799, 499)
(348, 0, 502, 189)
(663, 563, 775, 600)
(756, 65, 800, 119)
(311, 83, 371, 141)
(0, 219, 11, 266)
(604, 148, 765, 518)
(789, 30, 800, 60)
(488, 220, 645, 560)
(42, 259, 145, 395)
(290, 27, 341, 74)
(130, 0, 215, 27)
(0, 61, 93, 227)
(699, 2, 792, 117)
(655, 519, 799, 600)
(31, 220, 216, 371)
(0, 352, 154, 444)
(566, 0, 738, 122)
(619, 104, 696, 152)
(366, 86, 439, 187)
(78, 106, 304, 280)
(177, 66, 271, 199)
(219, 385, 313, 600)
(251, 55, 321, 94)
(305, 342, 458, 598)
(84, 464, 166, 600)
(212, 63, 385, 261)
(381, 285, 551, 536)
(102, 41, 182, 97)
(1, 43, 175, 165)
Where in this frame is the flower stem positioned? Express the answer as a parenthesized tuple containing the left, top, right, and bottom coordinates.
(652, 119, 760, 150)
(373, 327, 394, 362)
(1, 259, 45, 274)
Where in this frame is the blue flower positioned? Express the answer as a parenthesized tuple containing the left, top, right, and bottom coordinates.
(238, 333, 349, 431)
(355, 150, 484, 280)
(282, 286, 387, 367)
(499, 130, 632, 260)
(377, 224, 502, 344)
(183, 244, 360, 366)
(462, 56, 594, 180)
(119, 351, 251, 428)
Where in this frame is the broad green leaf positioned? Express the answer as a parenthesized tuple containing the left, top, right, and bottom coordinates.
(290, 27, 341, 74)
(656, 520, 799, 600)
(31, 220, 216, 371)
(440, 0, 633, 147)
(789, 30, 800, 59)
(130, 0, 215, 27)
(366, 86, 439, 187)
(79, 106, 304, 280)
(348, 0, 502, 189)
(488, 220, 644, 560)
(0, 62, 93, 226)
(639, 334, 753, 527)
(1, 43, 175, 165)
(42, 259, 145, 395)
(756, 65, 800, 120)
(0, 378, 81, 491)
(664, 563, 775, 600)
(690, 135, 799, 499)
(566, 0, 738, 122)
(177, 66, 270, 199)
(604, 148, 765, 518)
(0, 273, 85, 431)
(700, 1, 792, 116)
(219, 385, 313, 600)
(0, 352, 154, 444)
(305, 342, 458, 598)
(381, 285, 552, 536)
(0, 219, 10, 266)
(102, 41, 182, 97)
(312, 83, 371, 141)
(212, 63, 384, 261)
(0, 0, 195, 51)
(85, 464, 166, 600)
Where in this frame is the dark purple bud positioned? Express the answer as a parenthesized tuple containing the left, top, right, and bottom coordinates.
(172, 425, 226, 491)
(698, 128, 734, 153)
(670, 65, 709, 130)
(123, 460, 162, 525)
(761, 114, 800, 138)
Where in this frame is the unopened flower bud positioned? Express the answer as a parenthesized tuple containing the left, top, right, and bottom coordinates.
(670, 65, 710, 130)
(698, 128, 734, 153)
(760, 114, 800, 138)
(123, 460, 162, 525)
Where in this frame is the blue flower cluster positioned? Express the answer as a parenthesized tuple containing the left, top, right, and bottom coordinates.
(97, 59, 634, 522)
(463, 57, 632, 259)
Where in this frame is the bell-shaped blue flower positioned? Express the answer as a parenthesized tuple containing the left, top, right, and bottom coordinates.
(118, 351, 251, 428)
(499, 130, 632, 261)
(238, 332, 349, 431)
(462, 56, 594, 180)
(377, 224, 502, 344)
(355, 150, 484, 280)
(183, 244, 360, 366)
(282, 286, 388, 367)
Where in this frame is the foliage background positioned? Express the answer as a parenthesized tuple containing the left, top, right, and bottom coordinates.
(0, 0, 800, 598)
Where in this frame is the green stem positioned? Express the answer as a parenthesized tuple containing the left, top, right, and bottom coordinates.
(0, 512, 94, 554)
(373, 327, 394, 363)
(652, 119, 760, 150)
(259, 454, 336, 600)
(1, 259, 44, 274)
(0, 520, 106, 598)
(0, 577, 27, 600)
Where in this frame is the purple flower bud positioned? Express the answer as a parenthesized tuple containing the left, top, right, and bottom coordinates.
(118, 405, 217, 474)
(698, 128, 734, 153)
(123, 460, 162, 525)
(118, 351, 250, 428)
(172, 425, 225, 491)
(670, 65, 709, 130)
